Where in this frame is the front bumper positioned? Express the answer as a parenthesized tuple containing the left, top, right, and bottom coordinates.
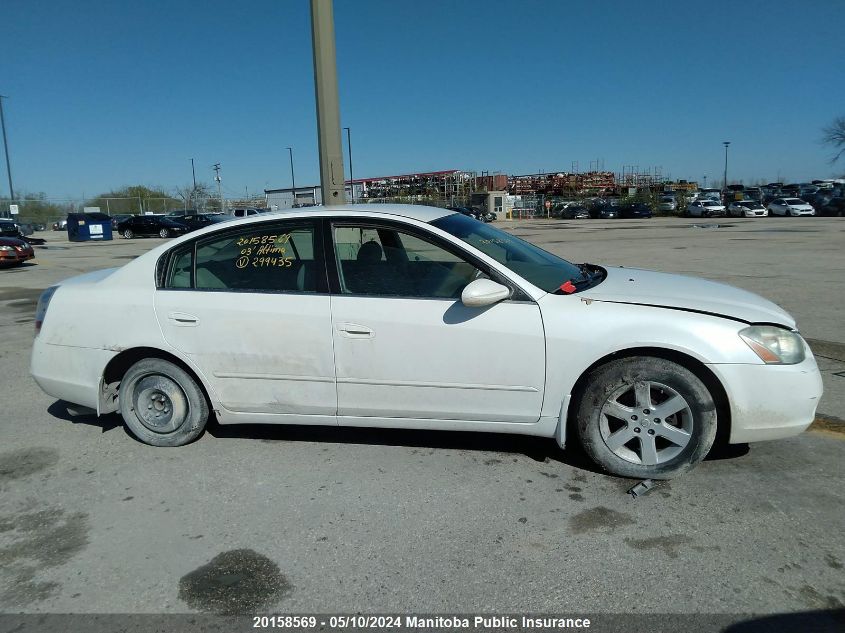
(0, 250, 34, 264)
(708, 354, 823, 443)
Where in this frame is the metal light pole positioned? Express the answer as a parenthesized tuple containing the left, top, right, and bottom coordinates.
(703, 175, 707, 188)
(310, 0, 346, 205)
(286, 147, 296, 207)
(343, 126, 353, 203)
(723, 141, 731, 191)
(0, 95, 15, 215)
(212, 163, 223, 212)
(190, 158, 197, 210)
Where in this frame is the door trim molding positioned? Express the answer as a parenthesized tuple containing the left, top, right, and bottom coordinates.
(337, 377, 539, 392)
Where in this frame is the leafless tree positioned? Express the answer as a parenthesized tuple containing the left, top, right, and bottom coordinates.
(822, 116, 845, 163)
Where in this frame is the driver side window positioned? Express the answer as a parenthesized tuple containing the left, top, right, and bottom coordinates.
(333, 225, 481, 299)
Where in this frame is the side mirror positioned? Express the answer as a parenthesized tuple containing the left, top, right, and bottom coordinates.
(461, 278, 510, 308)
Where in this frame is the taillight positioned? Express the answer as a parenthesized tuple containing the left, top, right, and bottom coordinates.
(35, 286, 59, 335)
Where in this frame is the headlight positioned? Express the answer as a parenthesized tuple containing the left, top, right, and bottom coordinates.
(739, 325, 805, 364)
(0, 245, 13, 251)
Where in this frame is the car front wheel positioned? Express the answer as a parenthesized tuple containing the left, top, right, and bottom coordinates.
(159, 228, 170, 238)
(123, 229, 134, 239)
(119, 358, 209, 447)
(574, 356, 717, 479)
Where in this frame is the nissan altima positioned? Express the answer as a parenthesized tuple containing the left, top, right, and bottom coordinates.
(30, 205, 823, 479)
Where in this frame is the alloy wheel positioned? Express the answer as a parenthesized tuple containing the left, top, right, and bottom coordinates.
(599, 380, 693, 466)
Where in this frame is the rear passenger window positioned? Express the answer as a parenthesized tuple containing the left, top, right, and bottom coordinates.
(188, 224, 318, 292)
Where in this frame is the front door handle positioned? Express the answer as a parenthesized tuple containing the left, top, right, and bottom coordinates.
(337, 322, 374, 338)
(168, 312, 199, 326)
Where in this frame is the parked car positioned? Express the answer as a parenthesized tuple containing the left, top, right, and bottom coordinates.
(618, 203, 653, 218)
(231, 208, 271, 218)
(816, 197, 844, 217)
(657, 196, 677, 212)
(110, 214, 134, 229)
(116, 215, 190, 238)
(447, 206, 482, 221)
(588, 202, 618, 219)
(0, 220, 23, 239)
(558, 204, 590, 219)
(0, 236, 35, 267)
(31, 205, 823, 480)
(166, 213, 233, 232)
(768, 198, 815, 217)
(727, 200, 768, 217)
(52, 219, 68, 231)
(687, 200, 726, 217)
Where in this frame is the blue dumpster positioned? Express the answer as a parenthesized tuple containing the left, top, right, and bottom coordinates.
(66, 212, 113, 242)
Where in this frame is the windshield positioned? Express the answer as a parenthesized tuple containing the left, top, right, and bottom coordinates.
(784, 198, 804, 204)
(431, 213, 592, 293)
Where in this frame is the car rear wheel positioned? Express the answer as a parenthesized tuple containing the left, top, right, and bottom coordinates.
(123, 229, 134, 239)
(119, 358, 209, 447)
(574, 356, 717, 479)
(159, 228, 169, 238)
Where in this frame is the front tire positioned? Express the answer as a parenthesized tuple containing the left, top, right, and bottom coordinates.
(574, 357, 717, 479)
(159, 228, 170, 238)
(119, 358, 209, 447)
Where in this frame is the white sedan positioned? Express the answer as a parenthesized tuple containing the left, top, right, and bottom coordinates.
(728, 200, 768, 217)
(686, 199, 726, 217)
(768, 198, 815, 216)
(31, 205, 822, 479)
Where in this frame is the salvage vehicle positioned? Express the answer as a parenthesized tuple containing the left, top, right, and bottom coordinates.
(687, 199, 726, 217)
(727, 200, 768, 217)
(768, 198, 815, 217)
(0, 236, 35, 266)
(116, 215, 189, 239)
(31, 205, 822, 479)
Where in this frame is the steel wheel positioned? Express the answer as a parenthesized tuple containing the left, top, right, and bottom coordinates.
(131, 374, 190, 434)
(120, 358, 209, 446)
(598, 380, 693, 466)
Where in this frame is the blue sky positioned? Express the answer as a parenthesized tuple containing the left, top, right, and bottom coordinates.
(2, 0, 844, 199)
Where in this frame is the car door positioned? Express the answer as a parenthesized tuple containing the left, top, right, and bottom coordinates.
(327, 219, 546, 425)
(154, 219, 337, 421)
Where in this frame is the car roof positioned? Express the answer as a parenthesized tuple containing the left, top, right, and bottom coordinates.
(236, 204, 455, 224)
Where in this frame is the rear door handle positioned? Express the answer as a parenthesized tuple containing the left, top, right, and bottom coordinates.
(168, 312, 199, 326)
(337, 322, 374, 338)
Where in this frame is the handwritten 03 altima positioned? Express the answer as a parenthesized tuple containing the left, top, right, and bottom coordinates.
(31, 205, 822, 478)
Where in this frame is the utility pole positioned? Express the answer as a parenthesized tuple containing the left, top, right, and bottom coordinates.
(286, 147, 296, 207)
(723, 141, 731, 191)
(310, 0, 346, 205)
(0, 95, 14, 217)
(190, 158, 197, 209)
(344, 126, 353, 203)
(212, 163, 223, 213)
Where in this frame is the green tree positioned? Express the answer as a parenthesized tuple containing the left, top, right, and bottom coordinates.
(86, 185, 182, 215)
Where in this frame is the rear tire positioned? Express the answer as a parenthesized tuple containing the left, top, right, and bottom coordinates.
(123, 229, 134, 239)
(119, 358, 209, 447)
(574, 357, 717, 479)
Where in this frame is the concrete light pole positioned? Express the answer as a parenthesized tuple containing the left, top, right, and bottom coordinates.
(723, 141, 731, 191)
(310, 0, 346, 205)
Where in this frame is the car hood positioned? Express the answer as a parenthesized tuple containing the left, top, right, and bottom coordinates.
(0, 237, 28, 247)
(580, 266, 796, 327)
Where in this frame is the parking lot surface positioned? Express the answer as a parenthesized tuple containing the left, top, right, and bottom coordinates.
(1, 218, 843, 621)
